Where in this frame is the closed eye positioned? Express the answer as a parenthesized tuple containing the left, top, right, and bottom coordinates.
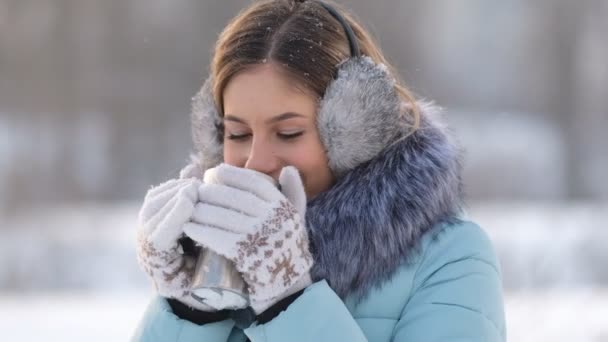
(226, 131, 304, 142)
(226, 133, 251, 141)
(278, 131, 304, 140)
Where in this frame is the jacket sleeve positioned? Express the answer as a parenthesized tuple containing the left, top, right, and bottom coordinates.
(131, 296, 235, 342)
(392, 221, 507, 341)
(244, 279, 368, 342)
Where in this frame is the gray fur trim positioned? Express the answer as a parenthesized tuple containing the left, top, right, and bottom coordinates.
(317, 56, 407, 177)
(306, 101, 464, 303)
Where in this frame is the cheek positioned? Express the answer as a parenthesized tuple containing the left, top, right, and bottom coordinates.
(223, 143, 247, 167)
(285, 138, 334, 198)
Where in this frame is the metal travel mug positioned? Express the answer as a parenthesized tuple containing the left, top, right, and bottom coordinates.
(189, 169, 279, 310)
(190, 249, 250, 310)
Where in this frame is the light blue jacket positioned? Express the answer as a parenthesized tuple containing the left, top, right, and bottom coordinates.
(132, 220, 506, 341)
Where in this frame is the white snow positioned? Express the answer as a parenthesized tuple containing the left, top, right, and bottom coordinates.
(0, 291, 151, 341)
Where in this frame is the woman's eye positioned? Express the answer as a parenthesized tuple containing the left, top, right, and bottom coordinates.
(278, 131, 304, 140)
(226, 133, 251, 141)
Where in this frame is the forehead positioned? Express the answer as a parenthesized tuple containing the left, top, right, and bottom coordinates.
(222, 64, 317, 121)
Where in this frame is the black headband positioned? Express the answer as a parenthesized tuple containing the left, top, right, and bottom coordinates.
(318, 2, 361, 58)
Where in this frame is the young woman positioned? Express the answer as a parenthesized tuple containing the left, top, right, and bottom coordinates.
(133, 0, 506, 341)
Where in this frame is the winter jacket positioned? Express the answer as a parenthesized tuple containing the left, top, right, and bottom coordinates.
(132, 102, 506, 341)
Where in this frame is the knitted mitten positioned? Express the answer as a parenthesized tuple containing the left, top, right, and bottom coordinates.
(136, 166, 216, 311)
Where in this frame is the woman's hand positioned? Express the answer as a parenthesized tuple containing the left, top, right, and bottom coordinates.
(184, 163, 314, 314)
(135, 165, 215, 311)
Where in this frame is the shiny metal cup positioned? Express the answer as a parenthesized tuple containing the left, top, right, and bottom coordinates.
(190, 168, 279, 310)
(190, 249, 249, 310)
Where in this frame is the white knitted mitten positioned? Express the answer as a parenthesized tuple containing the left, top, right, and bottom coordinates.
(184, 163, 314, 314)
(136, 165, 216, 311)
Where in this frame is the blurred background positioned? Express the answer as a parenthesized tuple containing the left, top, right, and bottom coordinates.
(1, 0, 606, 340)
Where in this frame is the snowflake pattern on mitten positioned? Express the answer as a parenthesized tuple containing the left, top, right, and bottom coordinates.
(233, 199, 313, 302)
(136, 233, 195, 298)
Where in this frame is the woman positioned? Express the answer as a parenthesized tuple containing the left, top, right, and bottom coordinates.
(133, 0, 506, 341)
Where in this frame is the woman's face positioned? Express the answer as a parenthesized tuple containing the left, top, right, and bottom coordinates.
(222, 64, 334, 200)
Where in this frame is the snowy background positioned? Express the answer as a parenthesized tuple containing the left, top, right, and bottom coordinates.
(1, 0, 607, 341)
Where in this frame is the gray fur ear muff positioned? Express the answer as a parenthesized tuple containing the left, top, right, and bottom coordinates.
(189, 77, 224, 178)
(317, 56, 405, 177)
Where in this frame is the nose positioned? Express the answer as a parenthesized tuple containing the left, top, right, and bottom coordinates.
(244, 136, 281, 179)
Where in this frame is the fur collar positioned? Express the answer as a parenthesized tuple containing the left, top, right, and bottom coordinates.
(305, 102, 464, 303)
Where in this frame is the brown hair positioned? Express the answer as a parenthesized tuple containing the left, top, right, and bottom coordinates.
(210, 0, 420, 133)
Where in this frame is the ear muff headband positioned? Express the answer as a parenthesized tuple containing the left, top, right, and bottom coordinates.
(318, 2, 360, 58)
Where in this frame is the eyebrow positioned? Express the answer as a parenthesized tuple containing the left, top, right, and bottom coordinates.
(224, 112, 306, 124)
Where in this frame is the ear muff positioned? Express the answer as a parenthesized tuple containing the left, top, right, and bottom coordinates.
(189, 1, 405, 179)
(190, 77, 223, 174)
